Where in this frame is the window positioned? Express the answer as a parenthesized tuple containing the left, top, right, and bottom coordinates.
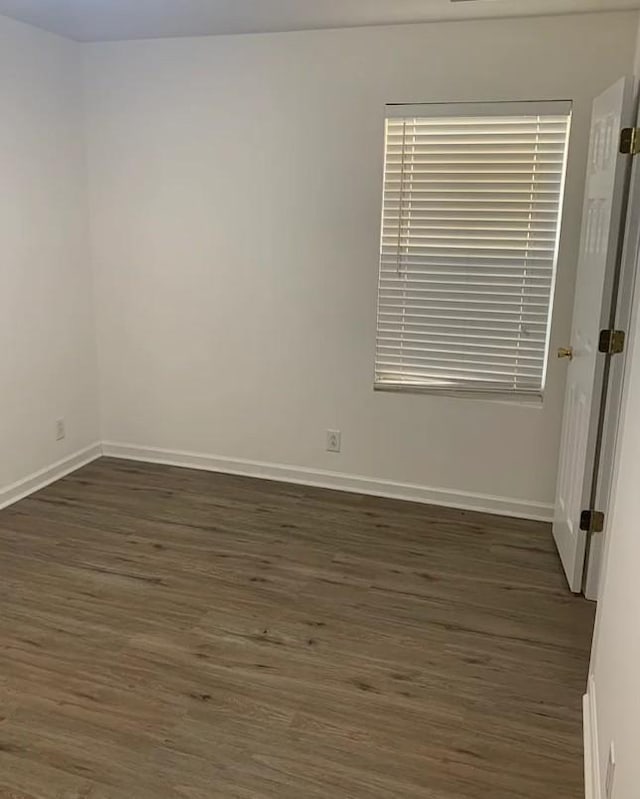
(375, 101, 571, 398)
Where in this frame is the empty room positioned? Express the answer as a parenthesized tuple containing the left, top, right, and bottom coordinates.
(2, 0, 640, 797)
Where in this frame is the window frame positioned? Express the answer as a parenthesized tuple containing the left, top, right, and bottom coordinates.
(373, 99, 573, 402)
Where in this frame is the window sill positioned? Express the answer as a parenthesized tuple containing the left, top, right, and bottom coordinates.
(373, 383, 544, 407)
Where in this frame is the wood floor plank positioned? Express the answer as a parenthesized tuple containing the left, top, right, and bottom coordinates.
(0, 458, 594, 798)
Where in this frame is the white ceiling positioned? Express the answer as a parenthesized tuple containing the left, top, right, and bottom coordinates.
(0, 0, 638, 42)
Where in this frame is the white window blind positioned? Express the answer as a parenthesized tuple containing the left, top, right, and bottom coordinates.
(375, 101, 571, 397)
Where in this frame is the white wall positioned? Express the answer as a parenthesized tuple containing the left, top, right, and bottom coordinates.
(586, 221, 640, 798)
(83, 13, 637, 516)
(0, 15, 99, 498)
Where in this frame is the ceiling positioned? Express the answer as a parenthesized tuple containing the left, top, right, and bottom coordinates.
(0, 0, 638, 42)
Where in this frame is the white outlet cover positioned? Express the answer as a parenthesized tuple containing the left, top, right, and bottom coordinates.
(326, 430, 341, 453)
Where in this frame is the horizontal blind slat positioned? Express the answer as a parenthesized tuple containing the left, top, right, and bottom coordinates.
(377, 344, 545, 359)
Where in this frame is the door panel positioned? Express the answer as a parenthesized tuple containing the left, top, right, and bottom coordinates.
(555, 383, 589, 589)
(553, 77, 635, 593)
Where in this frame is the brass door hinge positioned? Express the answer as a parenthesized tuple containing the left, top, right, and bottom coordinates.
(580, 510, 605, 534)
(598, 329, 626, 355)
(620, 127, 640, 155)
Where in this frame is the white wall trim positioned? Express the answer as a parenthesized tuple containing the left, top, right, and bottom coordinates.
(101, 442, 553, 521)
(0, 443, 103, 511)
(584, 675, 601, 799)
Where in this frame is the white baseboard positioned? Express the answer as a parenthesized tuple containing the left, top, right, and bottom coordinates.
(0, 440, 554, 522)
(101, 441, 553, 522)
(0, 443, 103, 511)
(584, 676, 601, 799)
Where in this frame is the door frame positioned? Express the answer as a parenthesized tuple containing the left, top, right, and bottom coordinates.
(584, 91, 640, 599)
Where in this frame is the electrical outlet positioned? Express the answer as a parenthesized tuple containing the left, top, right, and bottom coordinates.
(605, 743, 616, 799)
(326, 430, 341, 453)
(56, 418, 66, 441)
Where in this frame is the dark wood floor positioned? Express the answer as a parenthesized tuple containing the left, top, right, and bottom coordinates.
(0, 458, 594, 799)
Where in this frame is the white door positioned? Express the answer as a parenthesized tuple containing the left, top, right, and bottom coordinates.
(553, 77, 635, 594)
